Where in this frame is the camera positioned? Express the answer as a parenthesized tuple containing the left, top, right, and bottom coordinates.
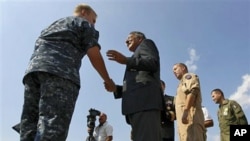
(86, 108, 101, 141)
(87, 108, 101, 129)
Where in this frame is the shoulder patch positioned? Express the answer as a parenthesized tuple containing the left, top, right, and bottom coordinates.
(185, 74, 192, 80)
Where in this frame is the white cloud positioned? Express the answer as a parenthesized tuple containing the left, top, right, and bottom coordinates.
(229, 74, 250, 109)
(211, 134, 220, 141)
(185, 48, 200, 72)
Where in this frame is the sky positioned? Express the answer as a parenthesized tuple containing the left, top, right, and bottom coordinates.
(1, 0, 249, 141)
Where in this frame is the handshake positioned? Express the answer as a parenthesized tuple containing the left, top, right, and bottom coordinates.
(104, 79, 116, 92)
(103, 50, 128, 93)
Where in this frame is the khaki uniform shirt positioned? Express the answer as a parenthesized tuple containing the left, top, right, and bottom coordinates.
(175, 73, 205, 141)
(218, 99, 248, 141)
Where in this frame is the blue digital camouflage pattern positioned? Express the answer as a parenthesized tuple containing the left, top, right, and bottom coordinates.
(21, 72, 79, 141)
(24, 16, 100, 86)
(20, 16, 100, 141)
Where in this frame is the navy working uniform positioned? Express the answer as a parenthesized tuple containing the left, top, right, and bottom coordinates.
(20, 16, 99, 141)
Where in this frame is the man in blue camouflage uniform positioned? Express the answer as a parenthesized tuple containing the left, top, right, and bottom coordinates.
(20, 3, 115, 141)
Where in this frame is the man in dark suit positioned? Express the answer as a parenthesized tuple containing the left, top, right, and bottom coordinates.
(106, 31, 163, 141)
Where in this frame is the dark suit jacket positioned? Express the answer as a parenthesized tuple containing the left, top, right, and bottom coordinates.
(114, 39, 163, 116)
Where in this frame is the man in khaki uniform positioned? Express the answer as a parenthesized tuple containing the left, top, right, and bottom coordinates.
(172, 63, 205, 141)
(211, 88, 248, 141)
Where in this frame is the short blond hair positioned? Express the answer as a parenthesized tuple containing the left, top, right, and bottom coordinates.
(74, 3, 97, 16)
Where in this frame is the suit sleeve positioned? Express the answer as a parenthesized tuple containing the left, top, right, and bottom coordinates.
(126, 39, 159, 72)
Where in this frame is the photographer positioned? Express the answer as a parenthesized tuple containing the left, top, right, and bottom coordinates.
(88, 113, 113, 141)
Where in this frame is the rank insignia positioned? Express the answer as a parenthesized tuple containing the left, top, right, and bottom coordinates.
(223, 107, 228, 116)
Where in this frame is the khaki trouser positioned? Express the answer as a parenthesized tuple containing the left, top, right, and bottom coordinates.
(176, 106, 205, 141)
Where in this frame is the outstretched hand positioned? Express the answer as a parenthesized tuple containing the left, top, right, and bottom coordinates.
(106, 50, 127, 64)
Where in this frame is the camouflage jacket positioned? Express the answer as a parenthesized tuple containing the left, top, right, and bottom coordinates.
(24, 16, 100, 86)
(218, 99, 248, 141)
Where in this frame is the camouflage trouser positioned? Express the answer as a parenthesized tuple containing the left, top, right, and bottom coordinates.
(20, 72, 79, 141)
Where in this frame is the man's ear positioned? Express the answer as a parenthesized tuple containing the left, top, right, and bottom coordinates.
(138, 38, 143, 42)
(81, 9, 86, 16)
(81, 9, 89, 16)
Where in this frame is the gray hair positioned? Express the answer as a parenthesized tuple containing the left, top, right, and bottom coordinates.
(129, 31, 146, 40)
